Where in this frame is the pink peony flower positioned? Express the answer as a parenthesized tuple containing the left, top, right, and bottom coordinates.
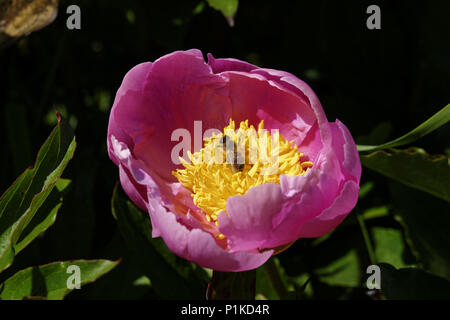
(107, 49, 361, 272)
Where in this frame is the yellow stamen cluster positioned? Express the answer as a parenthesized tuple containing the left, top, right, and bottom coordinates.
(172, 119, 313, 231)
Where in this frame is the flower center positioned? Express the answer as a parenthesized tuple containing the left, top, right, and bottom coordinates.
(172, 119, 313, 234)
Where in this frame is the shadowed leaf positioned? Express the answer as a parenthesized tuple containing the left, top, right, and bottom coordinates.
(361, 148, 450, 202)
(111, 184, 207, 299)
(380, 263, 450, 300)
(207, 269, 256, 300)
(390, 184, 450, 281)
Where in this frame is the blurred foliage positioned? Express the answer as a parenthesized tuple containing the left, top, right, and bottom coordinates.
(0, 0, 449, 299)
(0, 0, 58, 47)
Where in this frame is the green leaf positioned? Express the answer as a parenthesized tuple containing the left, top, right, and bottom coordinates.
(0, 116, 76, 273)
(258, 258, 289, 300)
(207, 269, 256, 300)
(361, 148, 450, 202)
(315, 249, 361, 287)
(0, 259, 119, 300)
(206, 0, 238, 18)
(86, 231, 156, 300)
(357, 103, 450, 152)
(371, 227, 409, 269)
(255, 266, 278, 300)
(111, 184, 207, 299)
(362, 205, 389, 220)
(379, 263, 450, 300)
(390, 184, 450, 281)
(14, 183, 67, 253)
(311, 228, 370, 288)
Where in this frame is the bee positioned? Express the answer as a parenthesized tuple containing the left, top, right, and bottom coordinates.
(219, 135, 245, 172)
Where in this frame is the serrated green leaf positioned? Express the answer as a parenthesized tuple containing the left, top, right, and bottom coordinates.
(111, 184, 207, 299)
(361, 148, 450, 202)
(357, 103, 450, 152)
(0, 259, 119, 300)
(379, 263, 450, 300)
(0, 116, 76, 273)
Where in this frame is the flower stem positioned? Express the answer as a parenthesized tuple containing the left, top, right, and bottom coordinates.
(263, 257, 288, 299)
(357, 211, 377, 265)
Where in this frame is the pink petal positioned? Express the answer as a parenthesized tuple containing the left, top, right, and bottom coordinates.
(295, 180, 359, 238)
(260, 166, 342, 248)
(147, 198, 273, 272)
(119, 164, 148, 213)
(251, 68, 333, 146)
(221, 71, 316, 138)
(218, 183, 284, 252)
(329, 120, 362, 183)
(107, 62, 152, 166)
(111, 50, 232, 182)
(207, 53, 258, 73)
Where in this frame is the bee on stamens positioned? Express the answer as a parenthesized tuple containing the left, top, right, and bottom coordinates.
(218, 135, 245, 172)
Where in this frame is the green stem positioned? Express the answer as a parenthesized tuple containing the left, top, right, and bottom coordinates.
(263, 258, 288, 299)
(357, 212, 377, 265)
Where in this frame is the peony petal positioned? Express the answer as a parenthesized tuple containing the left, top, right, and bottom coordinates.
(260, 168, 341, 249)
(329, 120, 362, 183)
(119, 164, 148, 213)
(107, 62, 153, 166)
(218, 183, 283, 252)
(221, 71, 316, 137)
(147, 198, 273, 272)
(112, 50, 232, 182)
(207, 53, 258, 73)
(251, 68, 333, 147)
(295, 180, 359, 238)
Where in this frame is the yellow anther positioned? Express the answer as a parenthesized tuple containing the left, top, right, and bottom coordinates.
(172, 119, 313, 230)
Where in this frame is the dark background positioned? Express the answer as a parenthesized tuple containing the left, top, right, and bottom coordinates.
(0, 0, 449, 299)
